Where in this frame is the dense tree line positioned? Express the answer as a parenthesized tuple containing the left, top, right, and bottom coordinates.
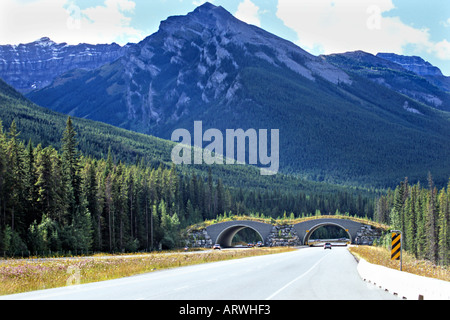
(0, 117, 181, 254)
(375, 176, 450, 266)
(0, 117, 375, 256)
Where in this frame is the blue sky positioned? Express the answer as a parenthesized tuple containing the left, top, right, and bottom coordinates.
(0, 0, 449, 75)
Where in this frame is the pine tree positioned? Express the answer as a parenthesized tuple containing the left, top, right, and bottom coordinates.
(6, 120, 26, 234)
(416, 187, 427, 260)
(71, 208, 92, 253)
(61, 117, 82, 220)
(35, 146, 54, 219)
(104, 173, 114, 252)
(141, 167, 151, 250)
(427, 173, 439, 264)
(375, 195, 389, 224)
(390, 179, 407, 231)
(216, 178, 224, 217)
(437, 186, 449, 265)
(160, 200, 174, 249)
(151, 200, 163, 249)
(24, 140, 38, 228)
(115, 162, 129, 251)
(0, 120, 7, 230)
(103, 146, 113, 180)
(205, 168, 214, 219)
(83, 160, 100, 251)
(405, 184, 418, 255)
(62, 117, 94, 253)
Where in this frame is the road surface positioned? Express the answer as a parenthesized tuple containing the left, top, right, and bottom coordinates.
(0, 247, 398, 300)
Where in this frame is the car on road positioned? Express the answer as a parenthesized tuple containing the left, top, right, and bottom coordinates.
(213, 244, 221, 250)
(324, 242, 332, 249)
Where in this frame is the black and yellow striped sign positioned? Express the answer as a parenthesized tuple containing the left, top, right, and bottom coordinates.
(391, 232, 401, 260)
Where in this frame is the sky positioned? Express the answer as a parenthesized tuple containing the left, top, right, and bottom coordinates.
(0, 0, 449, 75)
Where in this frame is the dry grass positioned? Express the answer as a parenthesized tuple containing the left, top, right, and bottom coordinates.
(0, 247, 294, 296)
(349, 246, 450, 282)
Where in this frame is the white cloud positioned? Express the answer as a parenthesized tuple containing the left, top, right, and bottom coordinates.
(0, 0, 144, 45)
(78, 0, 144, 44)
(0, 0, 70, 44)
(235, 0, 261, 27)
(440, 18, 450, 28)
(433, 39, 450, 60)
(276, 0, 439, 58)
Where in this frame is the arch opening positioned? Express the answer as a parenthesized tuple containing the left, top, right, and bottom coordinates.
(216, 225, 264, 248)
(303, 223, 351, 246)
(232, 228, 263, 247)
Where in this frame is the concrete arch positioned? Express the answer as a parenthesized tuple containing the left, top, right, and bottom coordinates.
(215, 225, 263, 247)
(293, 218, 364, 245)
(302, 222, 352, 245)
(206, 220, 273, 248)
(191, 217, 383, 248)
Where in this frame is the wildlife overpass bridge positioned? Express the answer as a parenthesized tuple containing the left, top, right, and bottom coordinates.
(188, 218, 385, 248)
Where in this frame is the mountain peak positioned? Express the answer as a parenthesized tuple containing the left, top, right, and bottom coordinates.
(195, 2, 217, 10)
(37, 36, 51, 42)
(155, 2, 238, 41)
(190, 1, 235, 25)
(194, 2, 229, 14)
(34, 37, 56, 47)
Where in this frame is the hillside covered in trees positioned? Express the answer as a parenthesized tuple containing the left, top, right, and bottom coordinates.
(375, 177, 449, 266)
(0, 117, 376, 256)
(0, 76, 447, 267)
(0, 116, 448, 267)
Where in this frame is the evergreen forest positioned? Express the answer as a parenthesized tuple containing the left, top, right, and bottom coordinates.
(0, 117, 376, 256)
(0, 80, 448, 267)
(375, 177, 449, 266)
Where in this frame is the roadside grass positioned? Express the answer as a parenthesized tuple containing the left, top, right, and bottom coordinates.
(349, 246, 449, 282)
(0, 247, 294, 296)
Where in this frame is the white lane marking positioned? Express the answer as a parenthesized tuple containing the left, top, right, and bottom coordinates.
(265, 252, 330, 300)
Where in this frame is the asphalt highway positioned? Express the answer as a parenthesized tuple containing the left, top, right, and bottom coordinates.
(0, 247, 398, 300)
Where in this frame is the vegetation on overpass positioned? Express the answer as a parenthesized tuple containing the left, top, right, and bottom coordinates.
(186, 213, 391, 232)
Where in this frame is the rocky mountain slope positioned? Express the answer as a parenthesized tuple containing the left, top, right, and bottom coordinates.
(376, 52, 450, 93)
(323, 51, 450, 111)
(376, 53, 444, 77)
(28, 3, 350, 131)
(0, 37, 130, 93)
(20, 3, 450, 187)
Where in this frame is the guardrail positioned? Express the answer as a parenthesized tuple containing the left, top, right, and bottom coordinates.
(357, 258, 450, 300)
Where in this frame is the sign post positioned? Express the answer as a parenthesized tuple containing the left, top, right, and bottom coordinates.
(391, 230, 402, 271)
